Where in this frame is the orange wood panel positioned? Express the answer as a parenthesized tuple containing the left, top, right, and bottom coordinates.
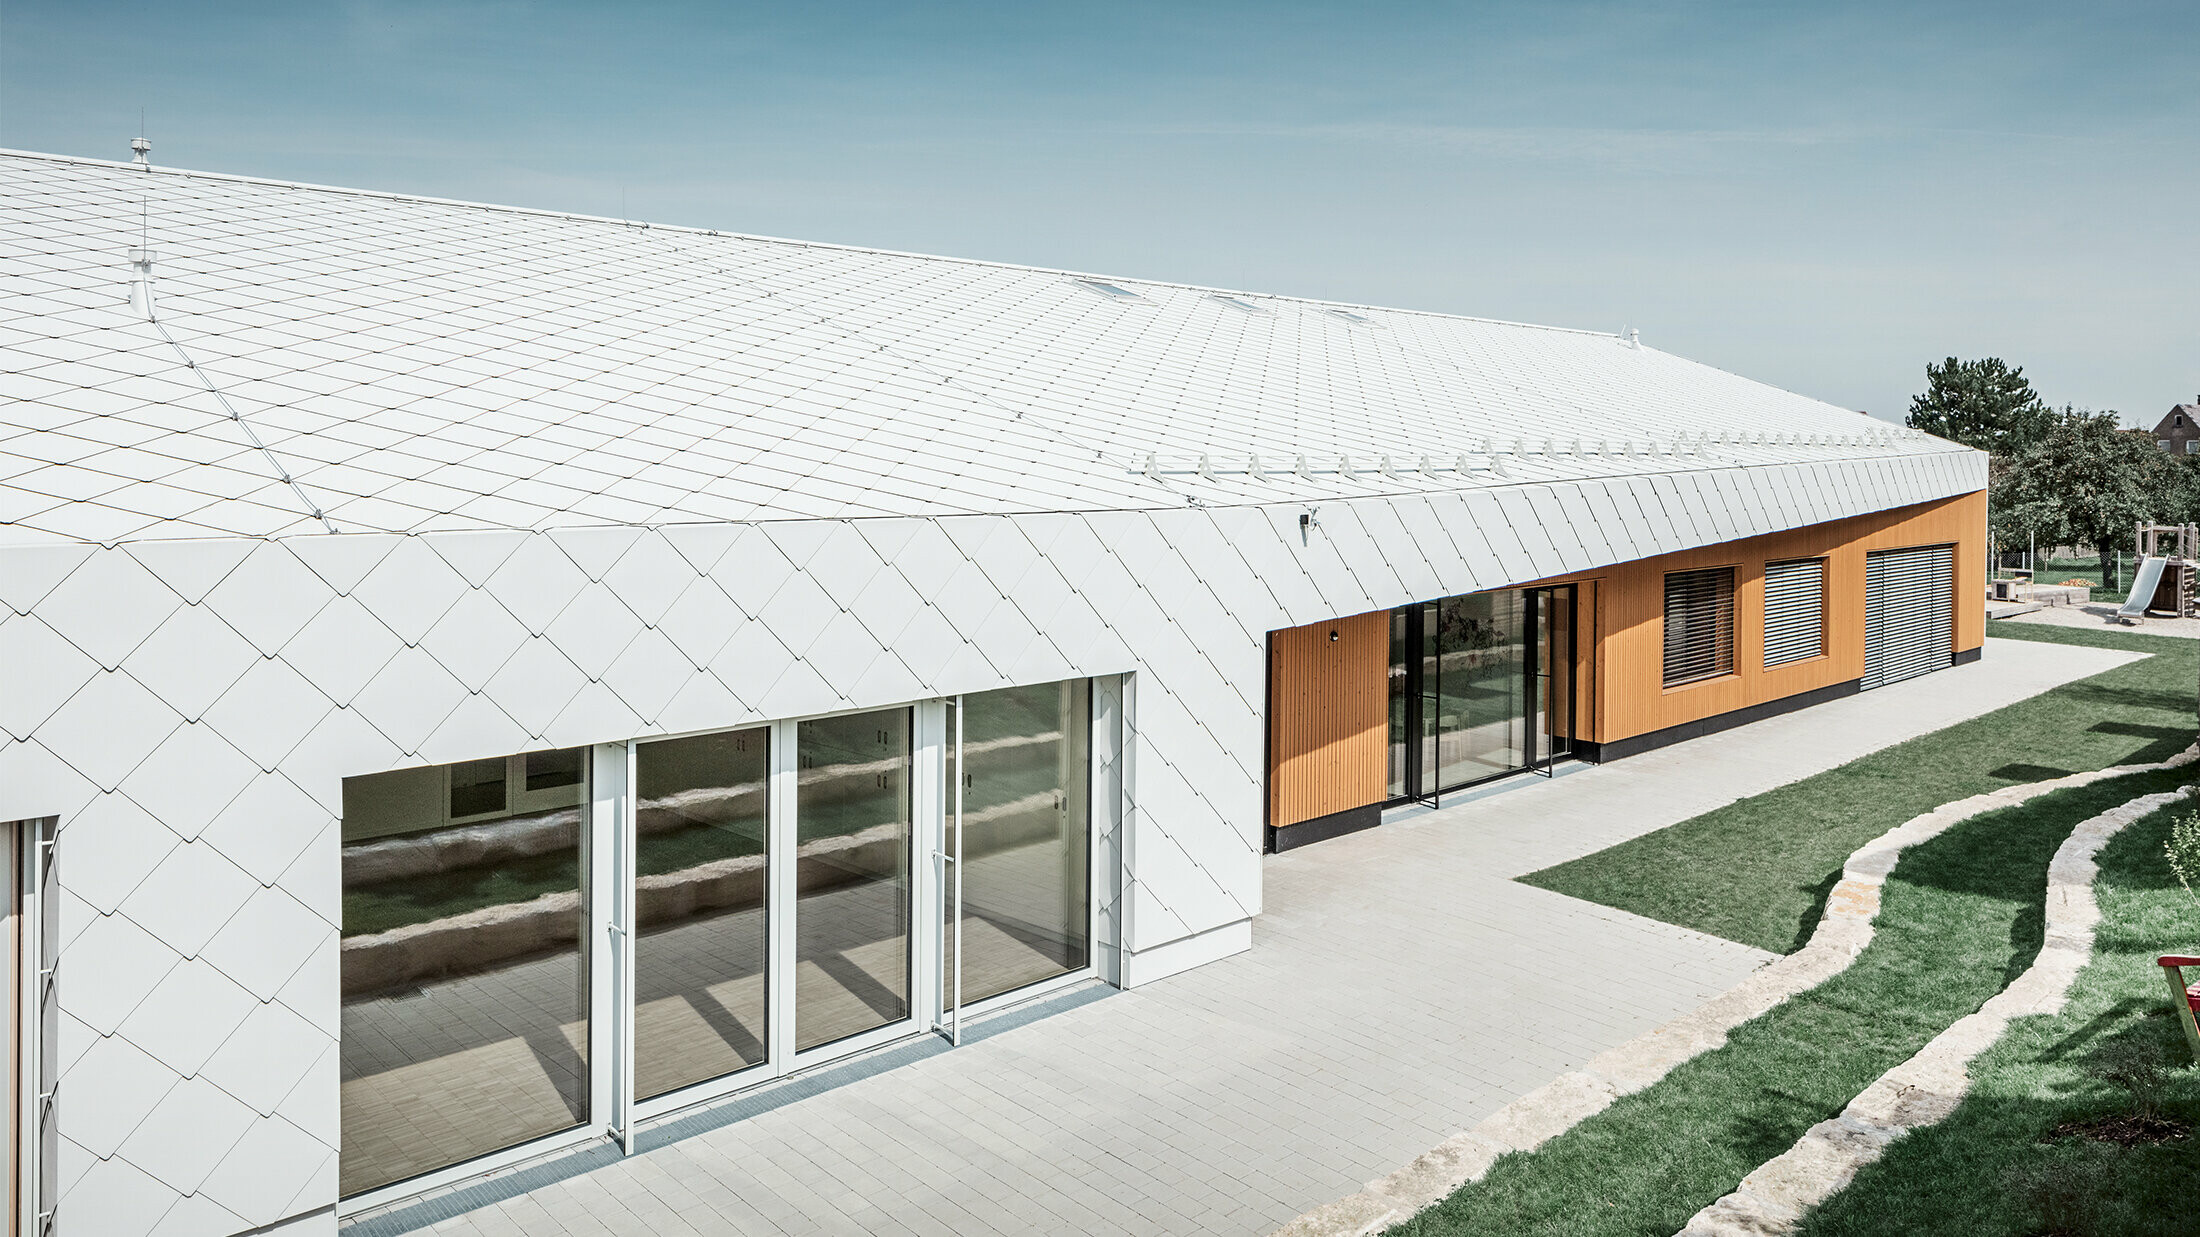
(1266, 610, 1391, 828)
(1528, 490, 1986, 745)
(1570, 579, 1601, 743)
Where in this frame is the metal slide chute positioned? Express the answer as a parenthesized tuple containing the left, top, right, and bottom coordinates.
(2117, 555, 2168, 623)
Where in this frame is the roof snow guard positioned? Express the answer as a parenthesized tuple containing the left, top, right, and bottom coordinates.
(0, 149, 1981, 546)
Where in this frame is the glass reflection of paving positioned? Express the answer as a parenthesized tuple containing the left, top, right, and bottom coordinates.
(339, 954, 586, 1197)
(342, 875, 939, 1195)
(635, 900, 766, 1101)
(1428, 715, 1524, 784)
(951, 834, 1085, 1004)
(341, 741, 1089, 1199)
(793, 859, 911, 1052)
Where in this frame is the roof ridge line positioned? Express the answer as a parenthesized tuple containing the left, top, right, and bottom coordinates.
(0, 146, 1617, 340)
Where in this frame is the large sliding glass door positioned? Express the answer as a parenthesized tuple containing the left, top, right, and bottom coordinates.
(339, 679, 1098, 1205)
(1385, 587, 1576, 803)
(948, 682, 1092, 1009)
(1431, 592, 1527, 788)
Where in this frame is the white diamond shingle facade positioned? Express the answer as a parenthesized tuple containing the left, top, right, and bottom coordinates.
(0, 148, 1984, 1236)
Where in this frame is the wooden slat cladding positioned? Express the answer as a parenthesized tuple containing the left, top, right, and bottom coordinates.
(1526, 489, 1986, 746)
(1266, 610, 1390, 829)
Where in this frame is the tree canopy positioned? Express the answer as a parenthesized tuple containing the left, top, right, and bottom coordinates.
(1990, 408, 2177, 586)
(1906, 357, 2055, 457)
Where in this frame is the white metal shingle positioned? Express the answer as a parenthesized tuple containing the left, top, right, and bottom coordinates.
(1, 150, 1979, 545)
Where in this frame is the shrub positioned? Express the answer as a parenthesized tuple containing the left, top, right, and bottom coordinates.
(2167, 810, 2200, 913)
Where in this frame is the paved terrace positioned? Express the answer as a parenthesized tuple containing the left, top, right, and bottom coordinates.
(363, 635, 2139, 1237)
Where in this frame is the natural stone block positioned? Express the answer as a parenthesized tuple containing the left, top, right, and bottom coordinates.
(1473, 1073, 1616, 1152)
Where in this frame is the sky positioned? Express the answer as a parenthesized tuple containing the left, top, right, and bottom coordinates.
(4, 1, 2193, 424)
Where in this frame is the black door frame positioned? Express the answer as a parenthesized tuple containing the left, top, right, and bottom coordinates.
(1387, 586, 1577, 806)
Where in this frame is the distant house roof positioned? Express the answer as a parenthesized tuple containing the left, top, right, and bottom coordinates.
(0, 149, 1974, 546)
(2153, 402, 2200, 437)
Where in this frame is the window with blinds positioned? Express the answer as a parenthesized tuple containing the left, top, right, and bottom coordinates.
(1663, 567, 1735, 687)
(1763, 557, 1827, 668)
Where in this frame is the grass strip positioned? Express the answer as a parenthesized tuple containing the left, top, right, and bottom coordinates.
(1395, 766, 2192, 1237)
(1523, 624, 2196, 953)
(1798, 795, 2200, 1237)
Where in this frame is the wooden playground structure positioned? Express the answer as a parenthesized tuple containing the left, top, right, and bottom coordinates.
(2117, 523, 2200, 622)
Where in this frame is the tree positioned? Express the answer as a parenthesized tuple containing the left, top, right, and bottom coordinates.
(2157, 455, 2200, 528)
(1907, 357, 2055, 457)
(1991, 409, 2167, 590)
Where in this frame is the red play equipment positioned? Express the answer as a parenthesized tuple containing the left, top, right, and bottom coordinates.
(2161, 956, 2200, 1063)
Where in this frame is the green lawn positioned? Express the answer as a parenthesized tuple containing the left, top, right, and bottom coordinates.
(1799, 795, 2200, 1237)
(1524, 623, 2197, 953)
(1390, 622, 2199, 1235)
(1398, 766, 2195, 1237)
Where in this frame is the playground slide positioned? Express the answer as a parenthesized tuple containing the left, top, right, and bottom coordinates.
(2119, 555, 2167, 620)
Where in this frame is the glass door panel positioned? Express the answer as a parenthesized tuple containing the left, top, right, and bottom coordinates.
(1418, 602, 1441, 791)
(1387, 609, 1414, 799)
(949, 682, 1091, 1006)
(632, 727, 770, 1100)
(941, 698, 963, 1042)
(794, 709, 914, 1052)
(1536, 586, 1575, 764)
(338, 751, 590, 1196)
(1434, 592, 1526, 789)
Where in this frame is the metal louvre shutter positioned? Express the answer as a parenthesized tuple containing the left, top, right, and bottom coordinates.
(1864, 545, 1955, 689)
(1663, 567, 1735, 687)
(1763, 558, 1826, 668)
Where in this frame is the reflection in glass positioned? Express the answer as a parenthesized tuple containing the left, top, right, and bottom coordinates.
(633, 728, 770, 1100)
(1387, 611, 1413, 799)
(1418, 602, 1441, 789)
(339, 750, 588, 1197)
(1538, 586, 1574, 761)
(794, 709, 913, 1051)
(949, 681, 1090, 1006)
(527, 747, 585, 793)
(447, 757, 507, 819)
(1433, 592, 1526, 788)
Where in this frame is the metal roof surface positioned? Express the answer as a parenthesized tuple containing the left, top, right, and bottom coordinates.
(0, 149, 1976, 545)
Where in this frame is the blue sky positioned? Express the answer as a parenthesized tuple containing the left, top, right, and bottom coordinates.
(5, 1, 2193, 423)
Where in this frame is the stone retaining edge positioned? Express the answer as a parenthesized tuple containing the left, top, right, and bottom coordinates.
(1268, 744, 2199, 1237)
(1674, 778, 2194, 1236)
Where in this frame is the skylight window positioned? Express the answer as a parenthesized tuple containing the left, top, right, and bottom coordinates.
(1075, 279, 1143, 301)
(1323, 308, 1373, 324)
(1210, 295, 1270, 314)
